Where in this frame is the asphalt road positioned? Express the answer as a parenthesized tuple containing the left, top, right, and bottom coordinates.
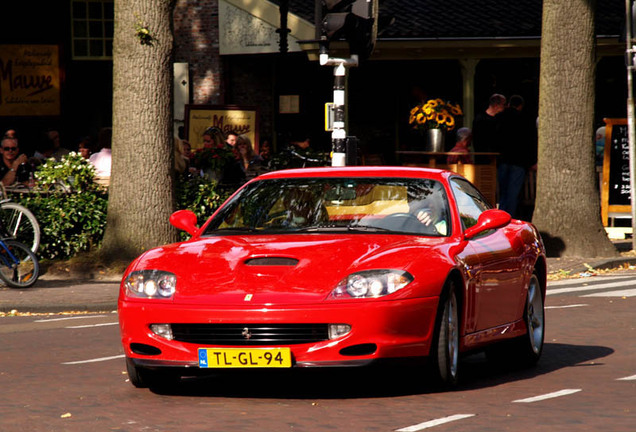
(0, 273, 634, 432)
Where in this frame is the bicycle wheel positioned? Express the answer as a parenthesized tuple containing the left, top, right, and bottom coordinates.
(0, 240, 39, 288)
(0, 202, 41, 253)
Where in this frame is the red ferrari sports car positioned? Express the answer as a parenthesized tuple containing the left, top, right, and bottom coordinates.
(118, 166, 546, 389)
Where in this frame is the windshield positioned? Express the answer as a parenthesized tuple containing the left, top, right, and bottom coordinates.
(203, 177, 451, 236)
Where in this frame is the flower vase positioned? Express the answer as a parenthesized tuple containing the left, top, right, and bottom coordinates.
(426, 128, 445, 152)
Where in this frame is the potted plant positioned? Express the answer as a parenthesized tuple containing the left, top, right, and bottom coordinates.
(409, 99, 463, 152)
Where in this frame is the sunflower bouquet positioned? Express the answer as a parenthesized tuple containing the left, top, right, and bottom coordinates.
(409, 99, 463, 132)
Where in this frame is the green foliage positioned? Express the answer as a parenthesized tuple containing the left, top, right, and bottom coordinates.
(11, 152, 107, 260)
(35, 152, 101, 193)
(16, 190, 108, 260)
(175, 174, 234, 238)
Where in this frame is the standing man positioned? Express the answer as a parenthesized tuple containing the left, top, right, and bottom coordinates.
(472, 94, 507, 153)
(496, 95, 537, 219)
(0, 137, 28, 186)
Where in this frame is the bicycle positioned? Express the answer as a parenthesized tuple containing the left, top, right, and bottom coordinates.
(0, 184, 41, 253)
(0, 222, 39, 288)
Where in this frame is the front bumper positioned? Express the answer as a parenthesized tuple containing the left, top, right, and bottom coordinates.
(119, 296, 440, 368)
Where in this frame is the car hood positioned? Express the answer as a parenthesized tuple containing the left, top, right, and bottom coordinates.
(128, 234, 453, 305)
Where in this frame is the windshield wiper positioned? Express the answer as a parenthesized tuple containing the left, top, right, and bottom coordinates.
(211, 227, 260, 234)
(346, 224, 393, 232)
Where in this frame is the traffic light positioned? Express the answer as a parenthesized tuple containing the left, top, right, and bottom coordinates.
(318, 0, 378, 59)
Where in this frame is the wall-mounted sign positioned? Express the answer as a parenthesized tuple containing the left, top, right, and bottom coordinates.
(0, 45, 61, 116)
(185, 105, 259, 151)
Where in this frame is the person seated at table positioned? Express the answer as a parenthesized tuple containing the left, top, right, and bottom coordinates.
(447, 127, 473, 165)
(0, 137, 30, 186)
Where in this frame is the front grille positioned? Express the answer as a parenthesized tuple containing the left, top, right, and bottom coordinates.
(170, 323, 330, 346)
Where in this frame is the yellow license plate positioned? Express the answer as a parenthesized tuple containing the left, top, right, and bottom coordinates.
(198, 347, 292, 368)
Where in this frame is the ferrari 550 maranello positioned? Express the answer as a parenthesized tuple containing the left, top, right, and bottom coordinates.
(118, 166, 546, 389)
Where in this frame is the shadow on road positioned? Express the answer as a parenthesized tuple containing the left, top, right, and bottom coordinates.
(147, 342, 613, 399)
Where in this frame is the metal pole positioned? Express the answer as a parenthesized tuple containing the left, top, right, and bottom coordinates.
(626, 0, 636, 250)
(320, 54, 358, 166)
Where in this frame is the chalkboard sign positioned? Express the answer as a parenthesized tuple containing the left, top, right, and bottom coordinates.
(601, 118, 631, 225)
(608, 123, 630, 205)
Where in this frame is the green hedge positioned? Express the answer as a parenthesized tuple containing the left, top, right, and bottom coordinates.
(11, 166, 233, 260)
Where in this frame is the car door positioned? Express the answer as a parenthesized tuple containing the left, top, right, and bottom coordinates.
(450, 177, 525, 332)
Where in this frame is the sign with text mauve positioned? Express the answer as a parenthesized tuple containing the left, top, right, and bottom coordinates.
(0, 45, 61, 116)
(185, 105, 259, 151)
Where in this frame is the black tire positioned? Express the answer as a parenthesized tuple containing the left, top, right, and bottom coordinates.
(430, 280, 460, 386)
(486, 273, 544, 367)
(512, 273, 544, 365)
(0, 202, 41, 253)
(125, 357, 180, 390)
(0, 240, 39, 288)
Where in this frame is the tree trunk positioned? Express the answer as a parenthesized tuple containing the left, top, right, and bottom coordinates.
(102, 0, 177, 260)
(533, 0, 617, 258)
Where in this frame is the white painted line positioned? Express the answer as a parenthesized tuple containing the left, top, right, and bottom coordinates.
(548, 275, 634, 287)
(513, 389, 581, 403)
(582, 288, 636, 298)
(545, 304, 589, 309)
(395, 414, 475, 431)
(62, 354, 125, 365)
(547, 280, 636, 296)
(34, 315, 107, 323)
(617, 374, 636, 381)
(66, 322, 119, 329)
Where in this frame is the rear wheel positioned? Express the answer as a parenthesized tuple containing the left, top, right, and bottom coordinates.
(0, 202, 40, 253)
(486, 273, 544, 367)
(0, 240, 39, 288)
(514, 273, 544, 365)
(431, 281, 460, 386)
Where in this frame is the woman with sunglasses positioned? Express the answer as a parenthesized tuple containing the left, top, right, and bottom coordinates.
(0, 138, 29, 186)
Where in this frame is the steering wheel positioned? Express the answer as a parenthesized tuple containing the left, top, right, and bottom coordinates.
(382, 212, 438, 234)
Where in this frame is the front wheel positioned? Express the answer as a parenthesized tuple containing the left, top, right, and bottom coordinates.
(430, 281, 460, 386)
(125, 358, 180, 391)
(0, 240, 39, 288)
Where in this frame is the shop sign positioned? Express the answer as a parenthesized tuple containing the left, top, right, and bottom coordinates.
(0, 45, 61, 116)
(185, 105, 259, 151)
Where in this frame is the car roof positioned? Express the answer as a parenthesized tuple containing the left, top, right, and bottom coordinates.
(255, 166, 452, 182)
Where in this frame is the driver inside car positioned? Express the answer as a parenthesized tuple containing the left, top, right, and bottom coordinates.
(406, 182, 449, 235)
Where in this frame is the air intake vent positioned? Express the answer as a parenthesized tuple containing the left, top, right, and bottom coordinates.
(171, 324, 329, 345)
(245, 257, 299, 266)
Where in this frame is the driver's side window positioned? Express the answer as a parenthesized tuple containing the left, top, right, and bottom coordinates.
(450, 178, 492, 230)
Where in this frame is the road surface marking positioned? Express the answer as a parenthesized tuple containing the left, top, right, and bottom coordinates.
(547, 280, 636, 296)
(66, 322, 119, 329)
(617, 374, 636, 381)
(62, 354, 125, 365)
(34, 315, 107, 322)
(582, 288, 636, 298)
(548, 275, 634, 287)
(513, 389, 581, 403)
(545, 304, 588, 309)
(395, 414, 475, 431)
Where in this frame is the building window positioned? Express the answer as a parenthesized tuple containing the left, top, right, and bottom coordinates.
(71, 0, 114, 60)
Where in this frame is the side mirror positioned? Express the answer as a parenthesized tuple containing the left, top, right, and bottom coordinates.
(463, 209, 511, 240)
(170, 210, 199, 236)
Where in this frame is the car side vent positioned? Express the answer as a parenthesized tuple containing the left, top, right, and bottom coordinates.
(245, 257, 299, 266)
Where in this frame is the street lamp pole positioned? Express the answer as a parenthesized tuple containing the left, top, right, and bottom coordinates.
(626, 0, 636, 250)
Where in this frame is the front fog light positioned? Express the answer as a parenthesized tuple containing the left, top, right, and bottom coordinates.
(150, 324, 174, 340)
(328, 324, 351, 339)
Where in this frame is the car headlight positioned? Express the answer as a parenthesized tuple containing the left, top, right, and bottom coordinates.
(330, 270, 413, 299)
(124, 270, 176, 299)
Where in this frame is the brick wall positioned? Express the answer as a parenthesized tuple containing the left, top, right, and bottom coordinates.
(173, 0, 224, 104)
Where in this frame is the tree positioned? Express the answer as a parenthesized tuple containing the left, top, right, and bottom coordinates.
(533, 0, 618, 257)
(101, 0, 178, 260)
